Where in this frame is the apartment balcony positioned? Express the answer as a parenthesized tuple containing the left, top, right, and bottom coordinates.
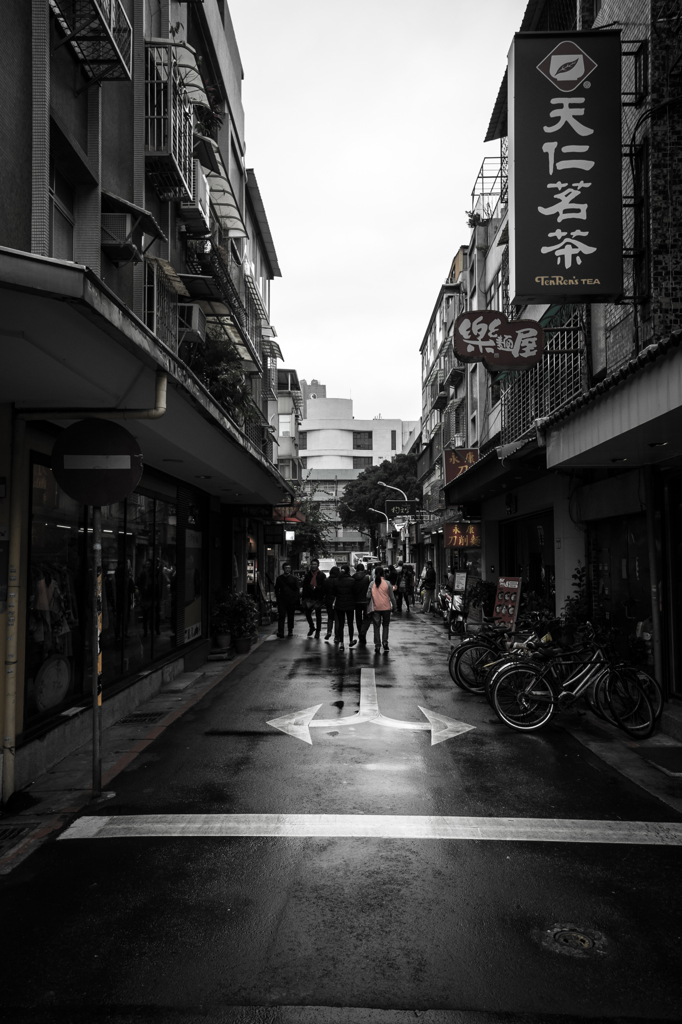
(50, 0, 132, 82)
(500, 311, 587, 445)
(144, 258, 179, 353)
(442, 349, 465, 387)
(145, 43, 194, 202)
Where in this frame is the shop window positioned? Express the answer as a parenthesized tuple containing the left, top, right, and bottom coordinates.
(24, 459, 85, 727)
(353, 431, 372, 450)
(24, 461, 202, 732)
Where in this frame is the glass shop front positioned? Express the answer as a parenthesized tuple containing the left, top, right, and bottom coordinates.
(22, 456, 208, 738)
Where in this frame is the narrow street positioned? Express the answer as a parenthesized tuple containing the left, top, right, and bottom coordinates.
(2, 613, 681, 1023)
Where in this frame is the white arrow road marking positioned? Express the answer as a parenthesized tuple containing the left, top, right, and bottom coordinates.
(59, 813, 682, 845)
(266, 668, 475, 746)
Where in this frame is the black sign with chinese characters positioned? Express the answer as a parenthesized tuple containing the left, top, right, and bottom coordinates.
(385, 500, 418, 518)
(508, 31, 622, 304)
(453, 311, 544, 370)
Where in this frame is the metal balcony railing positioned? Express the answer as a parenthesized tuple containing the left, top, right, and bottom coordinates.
(50, 0, 132, 82)
(145, 44, 194, 202)
(500, 307, 586, 445)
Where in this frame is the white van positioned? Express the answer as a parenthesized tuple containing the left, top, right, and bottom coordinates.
(318, 558, 337, 572)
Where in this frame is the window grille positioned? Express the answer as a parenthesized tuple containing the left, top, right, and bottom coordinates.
(144, 260, 178, 352)
(145, 44, 193, 201)
(500, 307, 585, 445)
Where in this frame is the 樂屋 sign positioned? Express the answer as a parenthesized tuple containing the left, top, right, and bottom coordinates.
(508, 31, 622, 304)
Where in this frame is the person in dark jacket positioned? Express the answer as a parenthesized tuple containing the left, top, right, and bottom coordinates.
(323, 565, 340, 640)
(333, 564, 358, 650)
(421, 560, 437, 614)
(352, 562, 371, 642)
(274, 562, 300, 637)
(301, 559, 326, 638)
(394, 561, 414, 616)
(386, 564, 398, 586)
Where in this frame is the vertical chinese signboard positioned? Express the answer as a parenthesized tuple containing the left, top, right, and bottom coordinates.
(444, 448, 479, 485)
(508, 31, 622, 304)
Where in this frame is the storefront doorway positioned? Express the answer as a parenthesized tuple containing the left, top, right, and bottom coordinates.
(499, 510, 555, 613)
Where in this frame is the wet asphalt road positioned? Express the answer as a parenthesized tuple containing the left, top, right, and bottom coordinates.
(2, 611, 682, 1023)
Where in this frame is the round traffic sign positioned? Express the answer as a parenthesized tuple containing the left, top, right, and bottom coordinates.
(52, 419, 144, 506)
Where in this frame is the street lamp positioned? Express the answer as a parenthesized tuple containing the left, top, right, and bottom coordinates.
(377, 480, 408, 501)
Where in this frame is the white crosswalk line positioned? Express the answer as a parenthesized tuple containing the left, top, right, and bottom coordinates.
(58, 813, 682, 845)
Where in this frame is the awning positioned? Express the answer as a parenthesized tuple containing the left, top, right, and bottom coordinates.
(164, 39, 210, 108)
(146, 256, 190, 297)
(443, 442, 546, 506)
(193, 134, 221, 176)
(101, 191, 166, 242)
(206, 161, 248, 238)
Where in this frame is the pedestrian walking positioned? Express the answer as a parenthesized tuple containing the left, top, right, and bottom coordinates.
(386, 564, 398, 586)
(332, 563, 358, 650)
(323, 565, 340, 640)
(394, 561, 414, 616)
(367, 566, 397, 653)
(352, 561, 371, 643)
(274, 562, 300, 637)
(301, 559, 326, 638)
(421, 560, 437, 614)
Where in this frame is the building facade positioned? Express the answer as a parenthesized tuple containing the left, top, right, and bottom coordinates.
(299, 395, 417, 564)
(441, 0, 682, 696)
(0, 0, 292, 798)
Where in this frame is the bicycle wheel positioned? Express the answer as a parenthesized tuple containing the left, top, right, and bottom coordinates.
(491, 664, 556, 732)
(451, 641, 497, 693)
(485, 654, 525, 706)
(607, 668, 656, 739)
(594, 670, 620, 725)
(619, 667, 663, 720)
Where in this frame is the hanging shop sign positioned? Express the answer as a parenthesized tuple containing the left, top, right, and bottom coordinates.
(508, 31, 622, 304)
(444, 448, 479, 485)
(52, 419, 143, 507)
(493, 576, 522, 628)
(228, 504, 274, 520)
(444, 523, 481, 549)
(273, 503, 306, 523)
(453, 311, 545, 371)
(385, 500, 418, 518)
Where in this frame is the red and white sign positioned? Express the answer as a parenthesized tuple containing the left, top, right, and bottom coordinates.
(493, 576, 522, 629)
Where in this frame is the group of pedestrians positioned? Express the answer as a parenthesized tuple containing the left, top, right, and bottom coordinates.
(274, 560, 407, 653)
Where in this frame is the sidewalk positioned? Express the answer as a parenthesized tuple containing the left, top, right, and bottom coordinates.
(0, 628, 276, 875)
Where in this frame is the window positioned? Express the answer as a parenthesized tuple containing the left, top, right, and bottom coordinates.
(353, 457, 372, 469)
(278, 414, 292, 437)
(353, 431, 372, 450)
(300, 457, 307, 469)
(49, 161, 74, 261)
(391, 430, 397, 451)
(278, 459, 291, 479)
(298, 431, 307, 450)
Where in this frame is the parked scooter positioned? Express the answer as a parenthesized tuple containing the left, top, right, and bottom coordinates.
(437, 582, 465, 636)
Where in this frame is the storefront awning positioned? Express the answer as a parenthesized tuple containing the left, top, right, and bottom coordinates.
(443, 441, 546, 507)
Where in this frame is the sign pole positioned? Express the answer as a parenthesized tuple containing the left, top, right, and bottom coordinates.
(91, 506, 102, 798)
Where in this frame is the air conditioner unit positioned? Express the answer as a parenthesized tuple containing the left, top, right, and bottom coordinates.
(180, 159, 210, 233)
(178, 303, 207, 344)
(101, 213, 140, 264)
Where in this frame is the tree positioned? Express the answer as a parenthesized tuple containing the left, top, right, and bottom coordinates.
(337, 453, 421, 538)
(288, 484, 335, 559)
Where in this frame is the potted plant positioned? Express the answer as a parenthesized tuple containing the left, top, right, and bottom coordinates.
(210, 590, 235, 650)
(227, 593, 260, 654)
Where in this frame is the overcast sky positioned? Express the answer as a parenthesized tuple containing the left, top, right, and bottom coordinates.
(228, 0, 528, 423)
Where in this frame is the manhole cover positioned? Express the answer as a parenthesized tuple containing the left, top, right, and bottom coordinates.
(118, 712, 165, 725)
(538, 923, 607, 957)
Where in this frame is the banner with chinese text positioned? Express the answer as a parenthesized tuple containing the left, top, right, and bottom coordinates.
(444, 448, 479, 485)
(444, 523, 481, 548)
(508, 31, 622, 304)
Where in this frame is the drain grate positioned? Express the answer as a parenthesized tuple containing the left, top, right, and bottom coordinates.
(0, 825, 32, 852)
(117, 711, 165, 726)
(539, 923, 607, 958)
